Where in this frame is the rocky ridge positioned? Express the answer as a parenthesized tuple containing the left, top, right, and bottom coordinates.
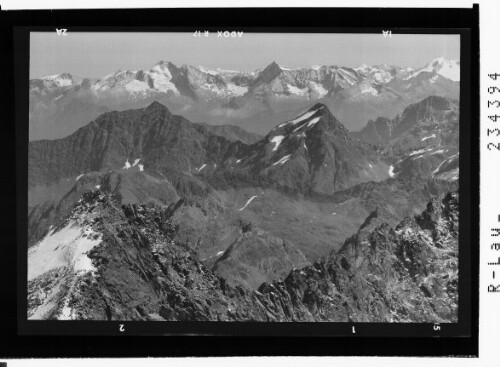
(28, 189, 459, 322)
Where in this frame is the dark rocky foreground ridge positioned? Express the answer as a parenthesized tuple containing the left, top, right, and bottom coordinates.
(28, 188, 458, 322)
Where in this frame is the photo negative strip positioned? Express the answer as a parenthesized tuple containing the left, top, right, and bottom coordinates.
(17, 17, 476, 340)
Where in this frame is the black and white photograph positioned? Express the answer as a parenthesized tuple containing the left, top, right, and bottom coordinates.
(26, 30, 462, 325)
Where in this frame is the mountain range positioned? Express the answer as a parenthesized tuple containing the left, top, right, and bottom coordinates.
(29, 57, 460, 140)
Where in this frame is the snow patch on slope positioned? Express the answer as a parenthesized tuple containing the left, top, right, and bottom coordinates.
(270, 135, 285, 151)
(306, 116, 321, 128)
(238, 195, 258, 211)
(360, 84, 378, 95)
(292, 116, 321, 133)
(287, 108, 319, 126)
(272, 154, 292, 166)
(287, 84, 307, 96)
(226, 83, 248, 96)
(409, 148, 433, 157)
(28, 220, 102, 281)
(124, 79, 150, 94)
(421, 134, 436, 141)
(308, 82, 328, 98)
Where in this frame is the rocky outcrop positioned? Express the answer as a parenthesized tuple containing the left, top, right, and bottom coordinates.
(355, 96, 458, 147)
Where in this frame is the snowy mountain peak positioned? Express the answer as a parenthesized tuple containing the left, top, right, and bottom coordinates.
(151, 60, 173, 70)
(430, 57, 447, 66)
(405, 57, 460, 82)
(154, 60, 170, 66)
(427, 58, 460, 81)
(198, 65, 220, 75)
(42, 72, 73, 80)
(355, 64, 371, 73)
(40, 73, 74, 87)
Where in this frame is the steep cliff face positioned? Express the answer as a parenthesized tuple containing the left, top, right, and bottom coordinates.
(28, 189, 458, 322)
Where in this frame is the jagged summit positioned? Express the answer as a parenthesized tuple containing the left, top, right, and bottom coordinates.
(268, 61, 281, 68)
(256, 61, 284, 83)
(145, 100, 170, 113)
(309, 102, 328, 110)
(154, 60, 172, 66)
(306, 103, 342, 126)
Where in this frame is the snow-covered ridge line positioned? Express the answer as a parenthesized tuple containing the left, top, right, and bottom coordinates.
(32, 57, 459, 103)
(34, 58, 458, 82)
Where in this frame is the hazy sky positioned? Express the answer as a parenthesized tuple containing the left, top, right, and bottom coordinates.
(30, 32, 460, 78)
